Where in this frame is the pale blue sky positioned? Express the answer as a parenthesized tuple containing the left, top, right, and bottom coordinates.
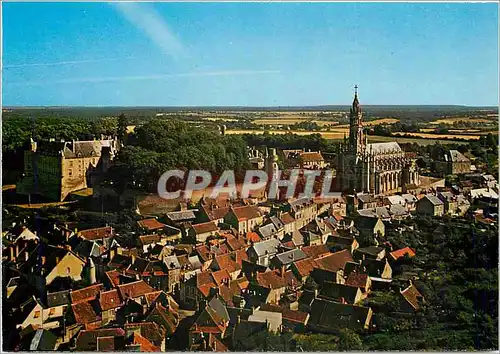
(2, 2, 498, 106)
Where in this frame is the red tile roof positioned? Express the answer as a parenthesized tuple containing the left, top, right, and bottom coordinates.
(280, 213, 295, 225)
(197, 271, 217, 297)
(203, 205, 230, 221)
(125, 322, 166, 347)
(232, 205, 263, 221)
(99, 289, 122, 311)
(212, 269, 231, 286)
(131, 333, 160, 352)
(72, 301, 100, 324)
(234, 249, 249, 266)
(256, 270, 287, 289)
(137, 218, 166, 231)
(225, 235, 246, 251)
(96, 336, 116, 352)
(300, 151, 324, 162)
(192, 221, 219, 235)
(139, 234, 162, 246)
(345, 273, 369, 289)
(302, 244, 330, 259)
(245, 232, 261, 243)
(71, 284, 104, 304)
(259, 304, 309, 324)
(105, 270, 121, 287)
(78, 226, 113, 241)
(293, 257, 318, 278)
(314, 249, 353, 272)
(390, 247, 416, 261)
(215, 253, 241, 274)
(117, 280, 154, 299)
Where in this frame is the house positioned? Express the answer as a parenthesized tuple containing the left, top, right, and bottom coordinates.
(279, 212, 296, 235)
(308, 298, 373, 332)
(318, 281, 364, 304)
(298, 151, 326, 169)
(124, 322, 167, 351)
(255, 270, 288, 304)
(117, 280, 155, 304)
(188, 221, 219, 243)
(180, 271, 216, 309)
(77, 226, 114, 242)
(246, 238, 282, 267)
(389, 247, 415, 262)
(224, 205, 264, 234)
(289, 197, 318, 229)
(19, 245, 86, 294)
(434, 149, 471, 175)
(400, 282, 425, 312)
(18, 295, 68, 331)
(259, 303, 309, 332)
(210, 253, 242, 280)
(416, 195, 445, 217)
(302, 244, 330, 259)
(188, 305, 229, 344)
(248, 309, 283, 333)
(99, 289, 122, 324)
(437, 192, 459, 215)
(345, 272, 371, 295)
(257, 223, 281, 240)
(29, 328, 58, 351)
(314, 249, 353, 275)
(358, 194, 378, 210)
(354, 216, 385, 243)
(137, 218, 168, 234)
(361, 258, 392, 279)
(354, 246, 386, 261)
(291, 258, 318, 283)
(326, 235, 359, 253)
(270, 248, 308, 271)
(74, 328, 126, 351)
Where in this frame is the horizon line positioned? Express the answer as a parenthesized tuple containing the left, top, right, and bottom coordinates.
(3, 104, 499, 109)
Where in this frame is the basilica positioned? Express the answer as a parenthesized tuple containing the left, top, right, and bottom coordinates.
(336, 87, 419, 195)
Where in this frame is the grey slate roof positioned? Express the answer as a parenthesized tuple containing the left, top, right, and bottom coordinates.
(423, 195, 444, 206)
(270, 216, 285, 230)
(166, 210, 197, 221)
(251, 238, 281, 257)
(367, 142, 402, 154)
(47, 290, 71, 307)
(272, 248, 307, 266)
(258, 223, 279, 239)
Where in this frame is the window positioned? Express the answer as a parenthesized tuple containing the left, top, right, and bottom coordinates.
(34, 310, 41, 319)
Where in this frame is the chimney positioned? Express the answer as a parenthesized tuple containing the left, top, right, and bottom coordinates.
(25, 251, 29, 262)
(237, 315, 241, 324)
(41, 256, 46, 265)
(15, 244, 20, 258)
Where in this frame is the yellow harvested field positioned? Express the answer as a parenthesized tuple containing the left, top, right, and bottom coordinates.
(392, 132, 480, 140)
(430, 117, 492, 124)
(363, 118, 400, 126)
(253, 118, 339, 126)
(226, 129, 348, 139)
(202, 117, 240, 122)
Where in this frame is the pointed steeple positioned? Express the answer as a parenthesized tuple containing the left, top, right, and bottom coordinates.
(352, 85, 360, 112)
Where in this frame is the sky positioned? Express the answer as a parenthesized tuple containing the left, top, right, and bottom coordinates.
(2, 2, 499, 107)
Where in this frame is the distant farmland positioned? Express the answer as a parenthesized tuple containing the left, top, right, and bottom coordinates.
(226, 129, 470, 144)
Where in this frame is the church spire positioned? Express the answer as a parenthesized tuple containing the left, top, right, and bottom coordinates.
(352, 85, 360, 112)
